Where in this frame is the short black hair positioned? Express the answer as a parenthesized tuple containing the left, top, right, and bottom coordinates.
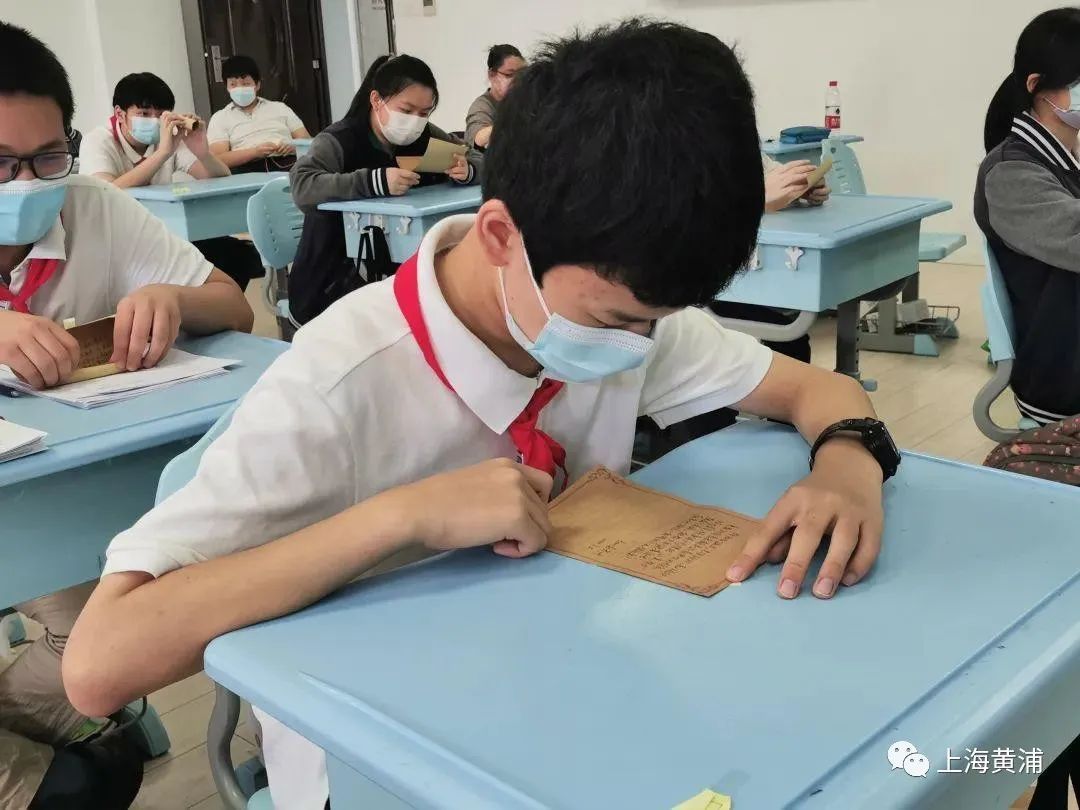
(484, 18, 763, 309)
(487, 44, 523, 72)
(112, 72, 175, 111)
(222, 55, 260, 83)
(0, 21, 75, 129)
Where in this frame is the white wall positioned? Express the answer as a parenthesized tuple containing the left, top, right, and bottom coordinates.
(0, 0, 194, 134)
(393, 0, 1067, 264)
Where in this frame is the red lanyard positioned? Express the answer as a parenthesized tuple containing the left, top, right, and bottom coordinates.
(0, 258, 62, 314)
(392, 254, 568, 484)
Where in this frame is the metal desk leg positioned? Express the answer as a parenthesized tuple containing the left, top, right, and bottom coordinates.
(835, 299, 877, 391)
(208, 683, 249, 810)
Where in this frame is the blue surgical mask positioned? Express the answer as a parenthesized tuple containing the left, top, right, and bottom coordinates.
(0, 177, 68, 246)
(1047, 83, 1080, 129)
(229, 86, 257, 108)
(128, 115, 160, 146)
(499, 244, 655, 383)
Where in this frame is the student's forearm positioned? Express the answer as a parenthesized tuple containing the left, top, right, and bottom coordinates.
(64, 496, 417, 716)
(177, 279, 254, 333)
(195, 151, 230, 178)
(109, 151, 171, 188)
(216, 147, 261, 168)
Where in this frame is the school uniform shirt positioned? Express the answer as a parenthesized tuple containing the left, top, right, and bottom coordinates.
(974, 112, 1080, 423)
(79, 124, 200, 185)
(103, 213, 774, 809)
(1, 175, 213, 324)
(287, 116, 482, 324)
(206, 98, 304, 151)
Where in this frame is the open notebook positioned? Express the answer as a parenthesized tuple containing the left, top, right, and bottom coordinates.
(0, 418, 47, 463)
(0, 349, 239, 408)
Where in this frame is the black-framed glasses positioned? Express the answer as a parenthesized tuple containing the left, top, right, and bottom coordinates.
(0, 152, 75, 184)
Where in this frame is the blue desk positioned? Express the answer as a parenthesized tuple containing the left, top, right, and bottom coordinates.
(290, 138, 312, 158)
(127, 173, 287, 241)
(716, 194, 950, 384)
(761, 133, 863, 164)
(319, 185, 483, 264)
(0, 332, 288, 607)
(205, 421, 1080, 810)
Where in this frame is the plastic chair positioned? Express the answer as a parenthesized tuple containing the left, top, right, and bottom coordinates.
(156, 405, 269, 810)
(245, 177, 303, 340)
(973, 243, 1040, 443)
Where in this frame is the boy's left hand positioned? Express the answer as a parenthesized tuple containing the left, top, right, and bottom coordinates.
(111, 285, 182, 371)
(446, 154, 470, 182)
(726, 440, 884, 600)
(178, 116, 210, 157)
(803, 183, 830, 206)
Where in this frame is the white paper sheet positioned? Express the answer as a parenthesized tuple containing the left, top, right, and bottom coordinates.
(0, 418, 47, 463)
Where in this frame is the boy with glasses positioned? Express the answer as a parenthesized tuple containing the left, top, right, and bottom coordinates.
(0, 21, 252, 809)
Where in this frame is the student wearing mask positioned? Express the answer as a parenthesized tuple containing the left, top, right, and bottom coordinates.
(80, 73, 263, 292)
(977, 7, 1080, 429)
(287, 54, 482, 323)
(465, 44, 526, 149)
(207, 55, 311, 174)
(0, 22, 252, 810)
(67, 20, 897, 809)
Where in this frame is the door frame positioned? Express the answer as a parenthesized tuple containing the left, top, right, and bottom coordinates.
(179, 0, 333, 130)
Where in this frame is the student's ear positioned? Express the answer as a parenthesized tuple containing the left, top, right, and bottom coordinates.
(369, 90, 381, 111)
(254, 80, 261, 94)
(1026, 73, 1041, 94)
(474, 199, 520, 269)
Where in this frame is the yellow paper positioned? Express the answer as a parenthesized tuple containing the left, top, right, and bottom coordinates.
(805, 156, 833, 189)
(396, 138, 466, 173)
(672, 789, 732, 810)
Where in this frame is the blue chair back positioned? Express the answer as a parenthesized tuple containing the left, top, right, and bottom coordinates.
(981, 242, 1017, 364)
(246, 177, 303, 270)
(156, 405, 238, 504)
(822, 138, 867, 195)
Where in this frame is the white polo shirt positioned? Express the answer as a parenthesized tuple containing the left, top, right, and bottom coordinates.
(206, 98, 304, 150)
(103, 214, 773, 808)
(79, 125, 199, 186)
(3, 175, 213, 324)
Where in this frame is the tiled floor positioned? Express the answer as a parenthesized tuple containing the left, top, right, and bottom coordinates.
(24, 266, 1080, 808)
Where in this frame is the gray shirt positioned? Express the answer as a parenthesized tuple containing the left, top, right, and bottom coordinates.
(465, 91, 497, 149)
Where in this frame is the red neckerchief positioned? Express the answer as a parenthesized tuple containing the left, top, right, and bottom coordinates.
(392, 253, 568, 486)
(0, 258, 62, 313)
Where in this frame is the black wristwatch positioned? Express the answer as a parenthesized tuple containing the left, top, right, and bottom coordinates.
(809, 418, 901, 482)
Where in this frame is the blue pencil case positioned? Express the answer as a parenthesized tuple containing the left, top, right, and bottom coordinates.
(779, 126, 832, 144)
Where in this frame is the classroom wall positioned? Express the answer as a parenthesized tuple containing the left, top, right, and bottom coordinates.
(321, 0, 364, 120)
(392, 0, 1068, 265)
(0, 0, 195, 135)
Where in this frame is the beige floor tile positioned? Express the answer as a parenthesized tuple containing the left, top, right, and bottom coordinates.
(136, 737, 257, 809)
(189, 793, 230, 810)
(147, 692, 217, 773)
(150, 671, 215, 716)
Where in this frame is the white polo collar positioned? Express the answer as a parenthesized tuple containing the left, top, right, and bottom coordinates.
(111, 121, 157, 167)
(231, 98, 265, 114)
(415, 214, 539, 435)
(26, 216, 67, 262)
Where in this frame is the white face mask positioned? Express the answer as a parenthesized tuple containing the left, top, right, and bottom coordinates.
(1047, 83, 1080, 130)
(377, 101, 427, 146)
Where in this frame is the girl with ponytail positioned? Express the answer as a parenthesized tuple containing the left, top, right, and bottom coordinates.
(288, 54, 483, 323)
(974, 7, 1080, 432)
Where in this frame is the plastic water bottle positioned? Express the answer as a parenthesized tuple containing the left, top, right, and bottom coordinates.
(825, 81, 841, 130)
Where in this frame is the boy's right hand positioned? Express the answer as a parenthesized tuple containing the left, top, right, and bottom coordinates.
(764, 160, 816, 212)
(386, 168, 421, 196)
(387, 458, 554, 558)
(157, 112, 181, 156)
(0, 311, 80, 389)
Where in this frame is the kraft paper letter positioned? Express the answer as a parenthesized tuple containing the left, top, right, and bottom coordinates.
(396, 138, 466, 173)
(805, 156, 833, 189)
(66, 316, 122, 383)
(547, 466, 759, 597)
(672, 789, 732, 810)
